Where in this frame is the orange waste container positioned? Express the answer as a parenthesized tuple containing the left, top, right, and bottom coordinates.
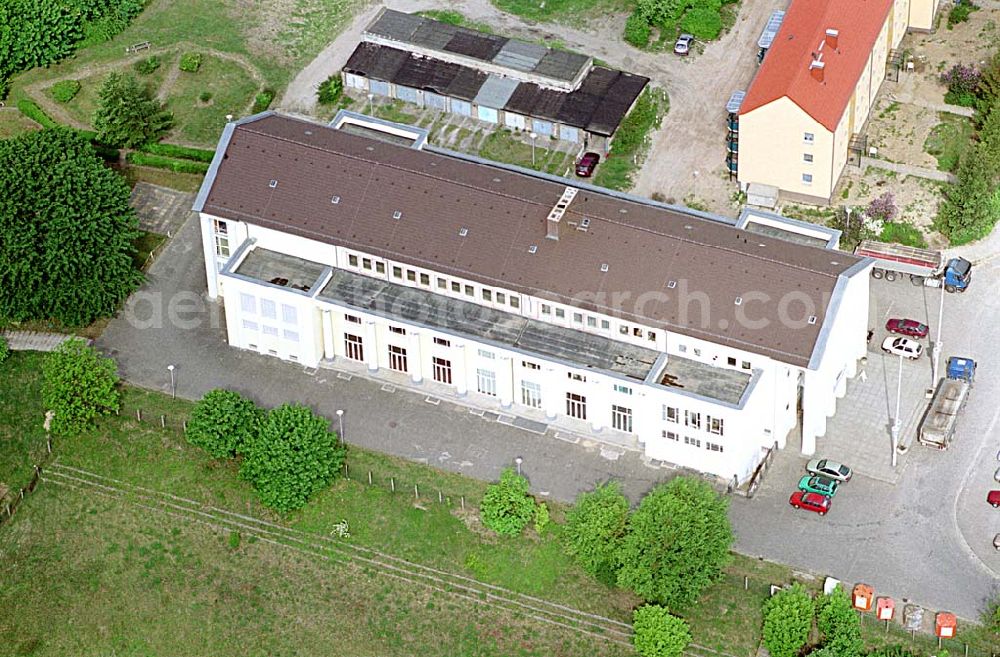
(936, 612, 957, 638)
(852, 584, 874, 611)
(876, 597, 894, 621)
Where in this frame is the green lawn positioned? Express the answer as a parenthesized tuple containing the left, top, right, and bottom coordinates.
(53, 62, 171, 129)
(120, 162, 206, 193)
(0, 353, 48, 498)
(164, 54, 259, 145)
(133, 231, 169, 271)
(478, 129, 572, 176)
(924, 112, 973, 173)
(593, 88, 668, 191)
(490, 0, 628, 23)
(0, 110, 40, 139)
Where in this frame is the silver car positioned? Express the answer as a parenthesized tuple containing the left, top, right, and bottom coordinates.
(674, 34, 694, 56)
(806, 458, 853, 482)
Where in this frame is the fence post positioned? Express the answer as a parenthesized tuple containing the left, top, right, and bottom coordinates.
(460, 495, 465, 510)
(183, 420, 187, 433)
(390, 477, 395, 493)
(160, 415, 165, 428)
(438, 490, 442, 504)
(344, 463, 349, 479)
(136, 408, 142, 422)
(368, 471, 372, 485)
(414, 484, 419, 500)
(47, 437, 52, 454)
(744, 576, 748, 590)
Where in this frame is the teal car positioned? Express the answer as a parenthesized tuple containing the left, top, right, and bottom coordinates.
(797, 475, 839, 497)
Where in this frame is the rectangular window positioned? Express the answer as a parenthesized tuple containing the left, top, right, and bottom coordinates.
(803, 132, 814, 143)
(708, 417, 724, 436)
(437, 278, 447, 289)
(213, 218, 228, 235)
(362, 258, 372, 270)
(566, 392, 587, 420)
(541, 304, 551, 315)
(693, 348, 701, 357)
(587, 316, 597, 328)
(619, 325, 629, 335)
(510, 296, 520, 309)
(613, 384, 632, 395)
(281, 304, 297, 324)
(376, 262, 386, 274)
(742, 361, 751, 370)
(464, 285, 474, 298)
(684, 436, 702, 448)
(345, 314, 361, 324)
(573, 313, 584, 324)
(262, 325, 278, 337)
(451, 281, 461, 293)
(420, 273, 430, 286)
(260, 299, 276, 320)
(214, 235, 230, 257)
(685, 410, 702, 430)
(633, 328, 642, 337)
(522, 361, 540, 370)
(802, 173, 813, 184)
(662, 430, 679, 441)
(393, 266, 403, 279)
(521, 381, 542, 408)
(478, 349, 495, 360)
(727, 357, 737, 366)
(555, 308, 565, 319)
(240, 293, 256, 314)
(706, 442, 724, 453)
(406, 270, 416, 282)
(242, 319, 258, 331)
(344, 333, 364, 361)
(496, 292, 506, 304)
(283, 329, 299, 342)
(647, 331, 656, 342)
(348, 254, 359, 267)
(568, 372, 585, 382)
(678, 345, 687, 353)
(389, 345, 408, 372)
(601, 319, 610, 330)
(432, 357, 452, 384)
(803, 153, 814, 163)
(389, 326, 406, 335)
(612, 405, 633, 433)
(433, 337, 451, 347)
(476, 369, 497, 396)
(663, 406, 679, 423)
(482, 289, 493, 302)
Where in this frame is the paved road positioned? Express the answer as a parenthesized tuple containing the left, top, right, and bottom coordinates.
(98, 197, 1000, 621)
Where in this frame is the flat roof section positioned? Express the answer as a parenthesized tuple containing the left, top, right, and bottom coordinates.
(318, 269, 661, 381)
(234, 248, 327, 293)
(658, 356, 751, 406)
(743, 222, 830, 249)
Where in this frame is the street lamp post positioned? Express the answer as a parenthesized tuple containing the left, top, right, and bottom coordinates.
(367, 93, 375, 115)
(336, 409, 345, 445)
(932, 282, 945, 382)
(844, 206, 853, 240)
(167, 364, 176, 399)
(529, 132, 537, 166)
(890, 354, 902, 467)
(514, 456, 523, 477)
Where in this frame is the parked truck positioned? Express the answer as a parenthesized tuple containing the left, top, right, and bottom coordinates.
(855, 240, 973, 292)
(917, 356, 976, 450)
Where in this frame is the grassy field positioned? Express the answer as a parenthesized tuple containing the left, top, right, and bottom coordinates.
(924, 112, 973, 173)
(164, 54, 260, 145)
(0, 354, 48, 497)
(490, 0, 628, 23)
(120, 163, 206, 192)
(52, 61, 171, 129)
(0, 110, 41, 139)
(478, 130, 573, 176)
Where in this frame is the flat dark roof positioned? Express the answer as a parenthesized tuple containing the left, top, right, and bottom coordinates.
(200, 113, 863, 367)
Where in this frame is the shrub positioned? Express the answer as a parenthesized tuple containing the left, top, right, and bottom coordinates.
(534, 501, 550, 533)
(239, 404, 346, 513)
(940, 63, 982, 97)
(179, 52, 202, 73)
(50, 79, 81, 103)
(866, 191, 898, 223)
(93, 71, 172, 147)
(680, 6, 723, 40)
(947, 1, 977, 28)
(564, 481, 630, 584)
(878, 221, 927, 248)
(0, 336, 9, 364)
(252, 88, 275, 114)
(480, 468, 536, 536)
(126, 151, 210, 174)
(15, 98, 57, 128)
(762, 584, 814, 657)
(42, 339, 121, 436)
(632, 605, 691, 657)
(186, 389, 262, 458)
(624, 12, 652, 48)
(133, 55, 160, 75)
(317, 74, 344, 105)
(615, 477, 733, 608)
(198, 91, 212, 103)
(944, 89, 978, 107)
(816, 587, 863, 657)
(139, 142, 215, 162)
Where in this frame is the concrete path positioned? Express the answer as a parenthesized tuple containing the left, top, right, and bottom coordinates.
(860, 155, 958, 183)
(2, 331, 83, 352)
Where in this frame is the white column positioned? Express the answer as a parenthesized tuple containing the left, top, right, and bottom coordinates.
(409, 331, 423, 384)
(365, 321, 379, 371)
(543, 367, 561, 420)
(800, 371, 825, 455)
(497, 356, 514, 408)
(322, 310, 335, 360)
(589, 378, 608, 432)
(453, 344, 468, 395)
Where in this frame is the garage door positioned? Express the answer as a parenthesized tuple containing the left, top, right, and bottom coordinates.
(560, 126, 580, 143)
(395, 85, 421, 106)
(451, 99, 472, 116)
(531, 119, 553, 136)
(504, 113, 525, 130)
(425, 92, 447, 111)
(477, 106, 499, 123)
(369, 79, 390, 97)
(344, 73, 368, 90)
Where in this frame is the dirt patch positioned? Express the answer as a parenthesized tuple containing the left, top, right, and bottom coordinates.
(865, 98, 941, 170)
(227, 0, 301, 67)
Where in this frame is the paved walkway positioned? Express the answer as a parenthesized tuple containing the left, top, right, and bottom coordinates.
(129, 183, 196, 236)
(859, 156, 957, 183)
(2, 331, 83, 352)
(888, 91, 976, 118)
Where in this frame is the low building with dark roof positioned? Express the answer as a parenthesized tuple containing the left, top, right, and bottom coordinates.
(194, 111, 872, 485)
(341, 9, 649, 149)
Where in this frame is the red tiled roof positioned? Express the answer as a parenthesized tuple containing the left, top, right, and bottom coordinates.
(740, 0, 895, 131)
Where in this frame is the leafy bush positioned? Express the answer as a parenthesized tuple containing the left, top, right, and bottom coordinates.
(240, 404, 346, 513)
(139, 142, 215, 162)
(635, 0, 686, 29)
(480, 468, 536, 536)
(878, 222, 927, 248)
(940, 63, 981, 97)
(762, 584, 814, 657)
(534, 501, 550, 534)
(934, 142, 1000, 245)
(0, 128, 142, 326)
(15, 98, 57, 128)
(317, 74, 344, 105)
(94, 72, 172, 147)
(564, 481, 630, 584)
(50, 80, 81, 103)
(126, 151, 210, 174)
(199, 91, 212, 103)
(252, 88, 275, 114)
(816, 587, 863, 657)
(624, 12, 652, 48)
(615, 477, 733, 608)
(947, 1, 977, 28)
(680, 6, 723, 40)
(865, 191, 898, 223)
(186, 389, 262, 458)
(0, 336, 9, 364)
(632, 605, 691, 657)
(42, 339, 121, 436)
(944, 89, 978, 107)
(179, 52, 202, 73)
(133, 55, 161, 75)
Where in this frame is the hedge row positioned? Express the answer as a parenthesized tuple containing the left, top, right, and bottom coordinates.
(138, 142, 214, 162)
(16, 98, 58, 128)
(126, 151, 210, 174)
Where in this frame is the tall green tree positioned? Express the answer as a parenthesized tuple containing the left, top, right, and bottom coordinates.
(762, 584, 815, 657)
(0, 0, 82, 88)
(240, 404, 346, 513)
(564, 481, 630, 584)
(615, 477, 734, 608)
(934, 144, 1000, 245)
(186, 389, 262, 459)
(816, 587, 863, 657)
(632, 605, 691, 657)
(0, 128, 142, 326)
(42, 339, 120, 436)
(479, 468, 536, 536)
(93, 71, 172, 148)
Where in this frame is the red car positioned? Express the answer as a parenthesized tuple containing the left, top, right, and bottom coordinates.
(789, 491, 831, 515)
(988, 490, 1000, 508)
(885, 318, 929, 338)
(575, 152, 600, 177)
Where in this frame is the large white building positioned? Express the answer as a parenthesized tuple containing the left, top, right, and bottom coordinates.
(194, 111, 872, 486)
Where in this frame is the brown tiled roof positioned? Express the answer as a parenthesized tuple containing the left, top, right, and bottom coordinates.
(200, 114, 863, 367)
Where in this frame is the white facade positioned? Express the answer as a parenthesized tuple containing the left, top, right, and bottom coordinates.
(199, 209, 871, 486)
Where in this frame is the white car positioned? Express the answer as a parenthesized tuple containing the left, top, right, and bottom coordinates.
(881, 336, 923, 359)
